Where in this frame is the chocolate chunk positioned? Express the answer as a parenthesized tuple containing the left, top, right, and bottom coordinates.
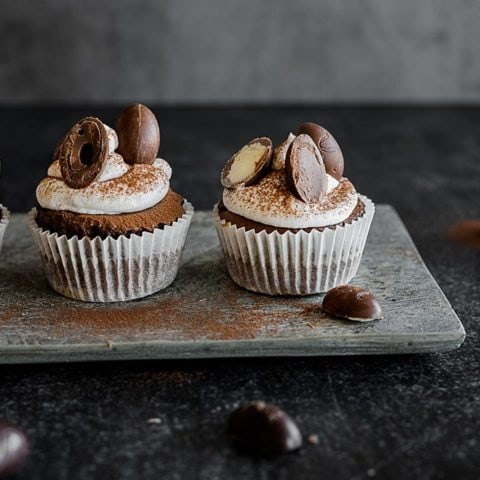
(0, 421, 29, 478)
(227, 402, 302, 455)
(57, 117, 109, 189)
(322, 285, 384, 322)
(285, 134, 328, 204)
(221, 137, 272, 188)
(297, 123, 344, 180)
(116, 104, 160, 165)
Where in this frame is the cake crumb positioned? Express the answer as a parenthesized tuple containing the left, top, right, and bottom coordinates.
(307, 434, 319, 445)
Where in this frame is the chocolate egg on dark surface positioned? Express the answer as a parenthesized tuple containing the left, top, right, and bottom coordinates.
(115, 104, 160, 165)
(227, 402, 302, 455)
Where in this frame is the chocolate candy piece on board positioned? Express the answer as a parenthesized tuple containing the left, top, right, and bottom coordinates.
(322, 285, 384, 322)
(227, 402, 302, 455)
(297, 122, 344, 180)
(57, 117, 109, 189)
(221, 137, 273, 188)
(285, 134, 328, 204)
(0, 421, 29, 478)
(116, 104, 160, 165)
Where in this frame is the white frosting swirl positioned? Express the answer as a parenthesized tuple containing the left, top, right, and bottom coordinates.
(223, 170, 358, 229)
(47, 153, 129, 183)
(36, 122, 172, 215)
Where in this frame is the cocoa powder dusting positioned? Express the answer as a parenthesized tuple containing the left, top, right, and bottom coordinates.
(28, 285, 328, 343)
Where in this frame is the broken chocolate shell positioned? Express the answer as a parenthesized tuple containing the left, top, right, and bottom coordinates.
(272, 133, 296, 171)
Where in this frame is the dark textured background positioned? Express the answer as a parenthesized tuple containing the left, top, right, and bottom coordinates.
(0, 106, 479, 479)
(1, 0, 480, 103)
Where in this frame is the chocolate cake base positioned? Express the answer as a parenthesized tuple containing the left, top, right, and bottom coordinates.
(36, 189, 185, 239)
(217, 199, 365, 234)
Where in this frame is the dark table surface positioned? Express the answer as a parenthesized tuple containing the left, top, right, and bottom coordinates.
(0, 106, 479, 480)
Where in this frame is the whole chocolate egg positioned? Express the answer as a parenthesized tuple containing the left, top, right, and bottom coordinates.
(115, 104, 160, 165)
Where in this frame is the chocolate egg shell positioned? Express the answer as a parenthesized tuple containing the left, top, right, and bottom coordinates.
(322, 285, 384, 322)
(285, 134, 328, 204)
(297, 122, 344, 180)
(0, 421, 29, 477)
(221, 137, 273, 189)
(227, 402, 302, 455)
(116, 104, 160, 165)
(57, 117, 109, 189)
(272, 133, 296, 171)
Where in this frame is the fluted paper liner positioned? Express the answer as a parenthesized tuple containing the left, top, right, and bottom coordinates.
(214, 195, 375, 295)
(0, 205, 10, 254)
(28, 202, 194, 302)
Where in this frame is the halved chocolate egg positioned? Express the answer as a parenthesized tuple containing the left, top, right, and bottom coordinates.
(221, 137, 273, 188)
(285, 134, 328, 204)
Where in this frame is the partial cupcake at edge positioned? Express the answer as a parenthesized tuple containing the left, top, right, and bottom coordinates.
(29, 104, 194, 302)
(0, 160, 11, 254)
(214, 122, 375, 296)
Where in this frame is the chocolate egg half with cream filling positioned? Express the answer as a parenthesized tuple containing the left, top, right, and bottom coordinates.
(221, 137, 273, 188)
(285, 134, 328, 204)
(116, 104, 160, 165)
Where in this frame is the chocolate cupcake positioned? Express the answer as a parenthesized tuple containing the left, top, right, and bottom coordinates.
(213, 124, 375, 295)
(29, 105, 193, 302)
(0, 204, 10, 255)
(0, 161, 10, 254)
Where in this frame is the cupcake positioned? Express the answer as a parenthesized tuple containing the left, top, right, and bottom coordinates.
(214, 122, 374, 295)
(29, 104, 193, 302)
(0, 204, 10, 255)
(0, 161, 10, 254)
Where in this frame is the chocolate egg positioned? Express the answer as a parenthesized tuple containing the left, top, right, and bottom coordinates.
(57, 117, 109, 189)
(322, 285, 384, 322)
(297, 123, 344, 180)
(115, 104, 160, 165)
(227, 402, 302, 455)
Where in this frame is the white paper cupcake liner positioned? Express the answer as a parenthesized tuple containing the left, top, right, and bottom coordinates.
(28, 202, 194, 302)
(0, 205, 10, 254)
(214, 195, 375, 296)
